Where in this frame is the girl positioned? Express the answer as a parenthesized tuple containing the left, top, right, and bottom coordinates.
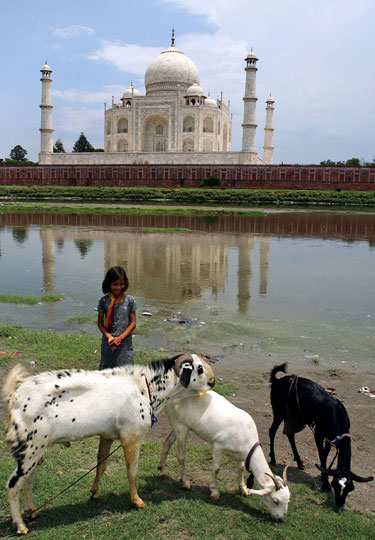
(97, 266, 136, 369)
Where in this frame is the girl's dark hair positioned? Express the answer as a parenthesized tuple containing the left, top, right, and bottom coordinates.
(102, 266, 129, 294)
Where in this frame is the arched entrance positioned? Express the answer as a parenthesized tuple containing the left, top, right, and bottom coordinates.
(142, 114, 168, 152)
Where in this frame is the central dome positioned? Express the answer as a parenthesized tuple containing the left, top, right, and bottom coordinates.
(145, 44, 200, 96)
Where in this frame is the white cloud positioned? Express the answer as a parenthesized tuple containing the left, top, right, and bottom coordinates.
(53, 85, 125, 104)
(56, 107, 103, 135)
(52, 25, 95, 38)
(90, 41, 162, 74)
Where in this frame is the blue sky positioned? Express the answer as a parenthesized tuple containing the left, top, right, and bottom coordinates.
(1, 0, 374, 164)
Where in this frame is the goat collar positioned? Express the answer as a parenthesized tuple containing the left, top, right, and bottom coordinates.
(245, 441, 261, 490)
(245, 441, 261, 473)
(141, 373, 158, 427)
(331, 433, 351, 446)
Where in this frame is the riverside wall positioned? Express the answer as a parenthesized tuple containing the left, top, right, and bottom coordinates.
(0, 164, 375, 190)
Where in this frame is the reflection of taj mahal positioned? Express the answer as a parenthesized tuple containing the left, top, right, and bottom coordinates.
(39, 32, 275, 167)
(40, 228, 269, 315)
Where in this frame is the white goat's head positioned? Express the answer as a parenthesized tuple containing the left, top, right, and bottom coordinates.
(249, 467, 290, 521)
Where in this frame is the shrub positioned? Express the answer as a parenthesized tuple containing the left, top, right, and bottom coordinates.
(200, 175, 221, 187)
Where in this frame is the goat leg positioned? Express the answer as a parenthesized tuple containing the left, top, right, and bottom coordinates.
(269, 416, 283, 465)
(315, 435, 331, 491)
(158, 429, 177, 476)
(90, 436, 113, 499)
(286, 433, 304, 470)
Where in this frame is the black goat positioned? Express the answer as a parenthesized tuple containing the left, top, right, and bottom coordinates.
(269, 363, 373, 508)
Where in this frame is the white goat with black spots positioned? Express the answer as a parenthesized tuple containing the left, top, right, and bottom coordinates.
(158, 390, 290, 521)
(3, 354, 215, 535)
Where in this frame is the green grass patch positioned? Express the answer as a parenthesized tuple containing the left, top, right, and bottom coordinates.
(65, 313, 97, 325)
(215, 378, 238, 396)
(0, 432, 373, 539)
(1, 184, 375, 207)
(0, 324, 165, 370)
(327, 366, 348, 378)
(0, 293, 64, 305)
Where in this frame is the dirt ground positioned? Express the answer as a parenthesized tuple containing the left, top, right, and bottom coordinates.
(1, 361, 374, 515)
(144, 361, 375, 515)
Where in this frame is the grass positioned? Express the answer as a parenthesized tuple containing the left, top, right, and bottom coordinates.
(0, 202, 266, 217)
(0, 293, 64, 305)
(65, 313, 97, 325)
(0, 434, 373, 539)
(327, 367, 348, 378)
(1, 184, 375, 208)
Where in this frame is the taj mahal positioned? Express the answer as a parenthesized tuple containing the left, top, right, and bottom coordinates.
(39, 32, 275, 166)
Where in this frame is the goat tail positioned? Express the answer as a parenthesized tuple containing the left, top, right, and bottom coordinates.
(3, 364, 29, 447)
(270, 363, 288, 384)
(3, 363, 28, 403)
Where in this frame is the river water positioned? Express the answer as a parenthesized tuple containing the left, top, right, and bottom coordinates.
(0, 210, 374, 371)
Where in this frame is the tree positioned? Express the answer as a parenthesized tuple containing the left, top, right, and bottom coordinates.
(9, 145, 27, 162)
(320, 159, 336, 166)
(53, 139, 65, 153)
(72, 132, 95, 153)
(345, 158, 361, 167)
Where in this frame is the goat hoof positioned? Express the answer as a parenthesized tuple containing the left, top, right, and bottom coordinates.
(25, 508, 39, 521)
(210, 493, 220, 502)
(321, 483, 331, 493)
(297, 463, 305, 470)
(133, 497, 145, 509)
(90, 489, 100, 499)
(14, 523, 28, 535)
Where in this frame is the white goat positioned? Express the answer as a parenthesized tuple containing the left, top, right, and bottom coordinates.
(3, 354, 215, 535)
(159, 390, 290, 521)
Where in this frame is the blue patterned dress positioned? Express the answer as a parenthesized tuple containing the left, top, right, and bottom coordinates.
(97, 294, 136, 369)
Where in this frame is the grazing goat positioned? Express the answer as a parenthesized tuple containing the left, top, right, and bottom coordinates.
(269, 363, 373, 508)
(158, 390, 290, 521)
(3, 354, 215, 535)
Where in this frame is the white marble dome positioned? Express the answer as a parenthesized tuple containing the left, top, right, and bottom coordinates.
(145, 44, 200, 95)
(205, 94, 217, 108)
(122, 84, 141, 98)
(186, 82, 205, 97)
(41, 62, 52, 72)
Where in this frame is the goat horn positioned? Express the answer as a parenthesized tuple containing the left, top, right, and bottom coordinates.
(283, 465, 289, 486)
(173, 354, 193, 376)
(265, 472, 283, 490)
(248, 487, 273, 496)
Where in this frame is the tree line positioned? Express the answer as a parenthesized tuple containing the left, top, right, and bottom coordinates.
(3, 133, 103, 164)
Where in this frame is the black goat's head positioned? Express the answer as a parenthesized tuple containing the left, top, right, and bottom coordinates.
(316, 465, 374, 508)
(331, 475, 355, 508)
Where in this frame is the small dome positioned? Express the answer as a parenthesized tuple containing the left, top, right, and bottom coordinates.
(186, 82, 206, 97)
(205, 94, 217, 108)
(41, 62, 52, 72)
(122, 84, 141, 98)
(266, 94, 275, 103)
(245, 50, 258, 61)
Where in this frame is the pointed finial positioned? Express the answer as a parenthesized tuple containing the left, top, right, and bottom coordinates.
(171, 28, 175, 46)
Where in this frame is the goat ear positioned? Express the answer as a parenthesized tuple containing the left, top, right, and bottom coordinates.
(179, 363, 193, 388)
(351, 472, 374, 483)
(315, 464, 336, 477)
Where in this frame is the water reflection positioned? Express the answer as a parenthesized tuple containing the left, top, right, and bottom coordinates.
(38, 226, 269, 312)
(0, 210, 373, 322)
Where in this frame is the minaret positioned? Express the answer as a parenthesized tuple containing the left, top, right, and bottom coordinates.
(39, 62, 54, 154)
(241, 50, 258, 154)
(263, 95, 275, 164)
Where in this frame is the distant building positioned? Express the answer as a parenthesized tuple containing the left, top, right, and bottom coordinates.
(39, 32, 275, 166)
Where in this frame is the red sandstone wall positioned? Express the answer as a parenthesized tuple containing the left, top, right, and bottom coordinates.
(0, 164, 374, 190)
